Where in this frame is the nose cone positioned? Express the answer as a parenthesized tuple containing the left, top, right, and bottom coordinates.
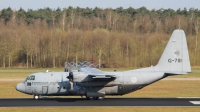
(16, 83, 25, 93)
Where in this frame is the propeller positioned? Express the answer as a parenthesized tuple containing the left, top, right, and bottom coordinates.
(67, 72, 73, 81)
(67, 72, 74, 90)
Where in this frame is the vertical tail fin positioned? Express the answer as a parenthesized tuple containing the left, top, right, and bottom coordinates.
(156, 29, 191, 74)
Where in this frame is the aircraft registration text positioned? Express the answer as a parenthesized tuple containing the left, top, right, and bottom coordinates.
(168, 58, 182, 63)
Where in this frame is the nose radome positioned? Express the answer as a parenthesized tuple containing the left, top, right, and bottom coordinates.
(16, 83, 25, 92)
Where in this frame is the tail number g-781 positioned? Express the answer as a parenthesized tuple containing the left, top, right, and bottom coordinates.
(168, 58, 182, 63)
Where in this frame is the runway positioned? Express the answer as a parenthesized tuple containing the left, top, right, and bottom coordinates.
(0, 98, 200, 107)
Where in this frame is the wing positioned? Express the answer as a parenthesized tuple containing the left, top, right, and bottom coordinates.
(80, 67, 116, 79)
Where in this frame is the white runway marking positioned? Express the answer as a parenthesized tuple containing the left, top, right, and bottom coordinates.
(178, 97, 200, 98)
(162, 78, 200, 81)
(190, 101, 200, 105)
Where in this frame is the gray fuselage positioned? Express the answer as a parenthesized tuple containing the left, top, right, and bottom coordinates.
(16, 70, 166, 97)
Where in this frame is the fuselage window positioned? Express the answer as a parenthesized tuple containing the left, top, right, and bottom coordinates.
(27, 82, 31, 86)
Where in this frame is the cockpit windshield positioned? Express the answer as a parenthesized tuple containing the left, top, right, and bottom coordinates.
(27, 75, 35, 80)
(23, 78, 27, 83)
(23, 75, 35, 83)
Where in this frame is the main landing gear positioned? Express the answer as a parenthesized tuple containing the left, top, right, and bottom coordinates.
(86, 96, 104, 100)
(34, 95, 40, 100)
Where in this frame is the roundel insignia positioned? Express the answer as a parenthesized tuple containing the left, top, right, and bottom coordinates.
(131, 77, 137, 83)
(174, 50, 180, 56)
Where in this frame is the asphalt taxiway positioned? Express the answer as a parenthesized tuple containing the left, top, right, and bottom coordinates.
(0, 98, 200, 107)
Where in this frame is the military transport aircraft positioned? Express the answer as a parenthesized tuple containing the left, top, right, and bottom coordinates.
(16, 29, 191, 100)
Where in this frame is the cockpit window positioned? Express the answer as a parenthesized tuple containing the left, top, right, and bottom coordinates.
(23, 75, 35, 83)
(27, 75, 35, 80)
(23, 78, 27, 83)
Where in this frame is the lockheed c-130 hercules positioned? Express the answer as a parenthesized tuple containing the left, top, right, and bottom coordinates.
(16, 29, 191, 100)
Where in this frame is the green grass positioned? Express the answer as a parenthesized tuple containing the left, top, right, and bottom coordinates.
(101, 67, 200, 78)
(0, 67, 199, 78)
(0, 68, 200, 98)
(0, 68, 64, 78)
(0, 68, 200, 111)
(170, 68, 200, 78)
(1, 107, 200, 112)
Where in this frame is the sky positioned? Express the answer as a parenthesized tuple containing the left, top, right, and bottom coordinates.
(0, 0, 199, 11)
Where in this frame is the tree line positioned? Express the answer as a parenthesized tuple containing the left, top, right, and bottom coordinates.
(0, 6, 199, 68)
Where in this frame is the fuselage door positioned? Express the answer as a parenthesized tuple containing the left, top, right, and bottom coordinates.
(118, 84, 124, 94)
(42, 86, 48, 94)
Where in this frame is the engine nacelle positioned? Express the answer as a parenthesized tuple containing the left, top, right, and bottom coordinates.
(72, 72, 117, 87)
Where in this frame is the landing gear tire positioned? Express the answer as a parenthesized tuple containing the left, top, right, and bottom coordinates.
(86, 96, 104, 100)
(99, 96, 105, 100)
(34, 95, 39, 100)
(93, 97, 99, 100)
(86, 96, 92, 100)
